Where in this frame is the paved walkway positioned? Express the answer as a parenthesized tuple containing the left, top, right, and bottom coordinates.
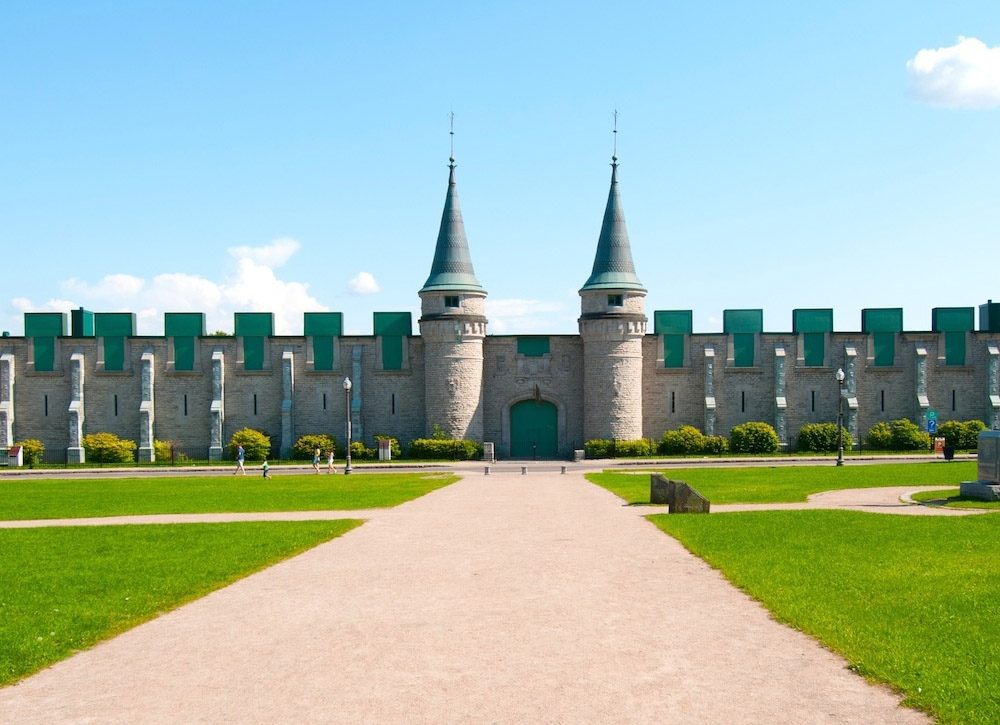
(0, 470, 934, 723)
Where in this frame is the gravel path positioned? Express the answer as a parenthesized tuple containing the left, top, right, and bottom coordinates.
(0, 471, 930, 723)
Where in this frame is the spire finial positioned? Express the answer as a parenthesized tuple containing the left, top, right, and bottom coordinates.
(449, 111, 455, 168)
(612, 109, 618, 165)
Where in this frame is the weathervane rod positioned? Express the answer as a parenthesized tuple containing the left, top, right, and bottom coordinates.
(450, 111, 455, 163)
(612, 109, 618, 160)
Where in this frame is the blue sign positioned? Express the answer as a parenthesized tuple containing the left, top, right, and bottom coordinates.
(927, 419, 937, 434)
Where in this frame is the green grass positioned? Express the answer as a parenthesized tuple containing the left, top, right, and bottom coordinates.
(0, 520, 363, 686)
(0, 472, 459, 520)
(588, 461, 977, 505)
(909, 488, 1000, 509)
(650, 510, 1000, 724)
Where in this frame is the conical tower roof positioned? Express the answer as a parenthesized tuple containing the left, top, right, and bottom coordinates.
(580, 159, 646, 292)
(420, 160, 485, 294)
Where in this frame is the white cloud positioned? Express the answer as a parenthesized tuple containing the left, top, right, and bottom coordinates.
(11, 238, 327, 335)
(228, 237, 300, 268)
(907, 36, 1000, 108)
(486, 298, 570, 335)
(347, 272, 380, 295)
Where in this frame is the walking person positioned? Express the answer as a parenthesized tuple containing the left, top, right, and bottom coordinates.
(262, 459, 270, 479)
(235, 444, 246, 475)
(327, 449, 335, 474)
(312, 447, 321, 474)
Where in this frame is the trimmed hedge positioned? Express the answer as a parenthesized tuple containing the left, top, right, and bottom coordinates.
(659, 426, 706, 455)
(729, 422, 779, 454)
(82, 433, 137, 463)
(865, 419, 931, 451)
(408, 438, 483, 460)
(797, 423, 853, 453)
(584, 439, 655, 458)
(937, 420, 987, 450)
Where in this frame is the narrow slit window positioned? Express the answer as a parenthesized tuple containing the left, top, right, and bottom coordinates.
(323, 393, 327, 411)
(670, 390, 676, 414)
(811, 390, 815, 412)
(741, 390, 746, 413)
(391, 393, 396, 415)
(44, 394, 48, 417)
(952, 389, 957, 412)
(114, 394, 118, 417)
(254, 394, 258, 415)
(881, 390, 885, 412)
(184, 394, 188, 416)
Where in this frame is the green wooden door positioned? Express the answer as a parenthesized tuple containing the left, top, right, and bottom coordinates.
(510, 400, 558, 459)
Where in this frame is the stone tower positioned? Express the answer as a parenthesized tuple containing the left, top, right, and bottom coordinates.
(418, 156, 487, 441)
(579, 156, 647, 441)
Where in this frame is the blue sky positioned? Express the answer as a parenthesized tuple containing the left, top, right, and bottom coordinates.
(2, 1, 998, 337)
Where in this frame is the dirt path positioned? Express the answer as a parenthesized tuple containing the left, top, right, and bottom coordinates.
(0, 471, 928, 723)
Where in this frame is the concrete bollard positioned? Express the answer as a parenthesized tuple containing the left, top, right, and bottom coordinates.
(484, 466, 491, 475)
(561, 465, 567, 474)
(521, 466, 527, 475)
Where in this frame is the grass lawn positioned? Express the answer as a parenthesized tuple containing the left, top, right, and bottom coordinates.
(588, 461, 977, 505)
(0, 520, 362, 686)
(651, 510, 1000, 724)
(909, 488, 1000, 509)
(0, 472, 459, 520)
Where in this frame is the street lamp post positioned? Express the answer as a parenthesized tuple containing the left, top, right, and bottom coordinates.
(835, 367, 845, 467)
(343, 377, 353, 474)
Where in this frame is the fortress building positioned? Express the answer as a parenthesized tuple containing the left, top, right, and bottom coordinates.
(2, 153, 999, 462)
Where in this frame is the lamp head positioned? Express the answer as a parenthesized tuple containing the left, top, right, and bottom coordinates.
(343, 377, 352, 391)
(835, 368, 845, 382)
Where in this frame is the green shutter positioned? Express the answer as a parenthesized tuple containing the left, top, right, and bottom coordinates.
(723, 309, 763, 334)
(945, 331, 966, 366)
(313, 336, 334, 370)
(104, 336, 125, 371)
(654, 310, 693, 335)
(173, 337, 195, 371)
(733, 332, 755, 367)
(382, 336, 403, 370)
(304, 312, 342, 337)
(243, 337, 264, 370)
(517, 337, 550, 357)
(373, 312, 412, 336)
(33, 337, 55, 372)
(803, 332, 824, 367)
(873, 332, 895, 366)
(663, 334, 684, 368)
(234, 312, 274, 337)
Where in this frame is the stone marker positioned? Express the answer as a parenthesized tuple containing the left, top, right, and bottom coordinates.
(960, 430, 1000, 501)
(650, 474, 710, 513)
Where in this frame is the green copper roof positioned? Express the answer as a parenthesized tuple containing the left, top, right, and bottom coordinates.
(420, 161, 485, 294)
(580, 160, 646, 292)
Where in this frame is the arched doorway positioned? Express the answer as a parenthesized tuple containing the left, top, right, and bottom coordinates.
(510, 399, 558, 459)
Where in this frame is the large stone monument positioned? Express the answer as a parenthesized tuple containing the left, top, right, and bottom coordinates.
(959, 430, 1000, 501)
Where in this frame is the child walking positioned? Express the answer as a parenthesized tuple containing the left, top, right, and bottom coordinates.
(262, 460, 270, 479)
(327, 449, 335, 474)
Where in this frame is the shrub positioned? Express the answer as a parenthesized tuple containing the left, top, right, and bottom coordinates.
(292, 434, 338, 460)
(866, 422, 893, 450)
(349, 440, 375, 460)
(889, 419, 931, 451)
(659, 426, 706, 455)
(408, 438, 483, 460)
(373, 435, 402, 459)
(227, 428, 271, 461)
(729, 422, 779, 454)
(702, 435, 729, 454)
(961, 420, 987, 450)
(584, 439, 654, 458)
(16, 439, 44, 466)
(82, 433, 137, 463)
(797, 423, 852, 453)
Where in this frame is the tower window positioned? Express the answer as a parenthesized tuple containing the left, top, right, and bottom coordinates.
(444, 296, 460, 308)
(608, 294, 623, 307)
